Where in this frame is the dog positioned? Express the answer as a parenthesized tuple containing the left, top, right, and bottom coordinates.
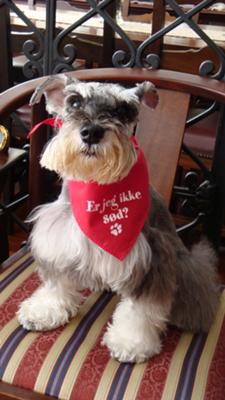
(17, 75, 219, 363)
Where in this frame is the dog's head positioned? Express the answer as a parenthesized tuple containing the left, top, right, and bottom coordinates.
(30, 75, 158, 183)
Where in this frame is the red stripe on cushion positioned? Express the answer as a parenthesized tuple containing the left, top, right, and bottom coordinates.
(69, 324, 110, 400)
(12, 289, 91, 392)
(204, 317, 225, 399)
(12, 327, 64, 390)
(46, 292, 113, 398)
(0, 273, 40, 329)
(136, 328, 182, 400)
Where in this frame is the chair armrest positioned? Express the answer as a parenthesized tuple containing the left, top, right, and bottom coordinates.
(1, 69, 225, 120)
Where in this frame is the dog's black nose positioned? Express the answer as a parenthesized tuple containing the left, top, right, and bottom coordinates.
(80, 125, 105, 145)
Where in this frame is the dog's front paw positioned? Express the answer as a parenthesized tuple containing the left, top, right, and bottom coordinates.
(17, 286, 80, 331)
(17, 299, 70, 331)
(102, 323, 162, 363)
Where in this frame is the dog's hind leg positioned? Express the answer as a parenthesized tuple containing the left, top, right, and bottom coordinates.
(17, 275, 82, 331)
(170, 240, 219, 333)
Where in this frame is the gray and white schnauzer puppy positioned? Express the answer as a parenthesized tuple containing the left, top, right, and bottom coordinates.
(17, 75, 219, 363)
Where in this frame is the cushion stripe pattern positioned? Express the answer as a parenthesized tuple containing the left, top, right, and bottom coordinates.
(174, 334, 207, 400)
(0, 327, 28, 378)
(46, 292, 114, 398)
(0, 255, 34, 292)
(196, 293, 225, 400)
(1, 249, 225, 399)
(107, 363, 133, 400)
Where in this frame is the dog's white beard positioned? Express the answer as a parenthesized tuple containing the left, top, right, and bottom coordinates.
(40, 124, 137, 184)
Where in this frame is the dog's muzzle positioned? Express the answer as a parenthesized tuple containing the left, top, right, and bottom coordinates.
(80, 125, 105, 145)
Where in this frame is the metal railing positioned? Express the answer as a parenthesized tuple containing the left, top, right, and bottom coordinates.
(2, 0, 225, 79)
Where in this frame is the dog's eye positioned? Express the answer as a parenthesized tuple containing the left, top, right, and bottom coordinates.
(113, 104, 130, 119)
(113, 102, 138, 123)
(67, 94, 83, 109)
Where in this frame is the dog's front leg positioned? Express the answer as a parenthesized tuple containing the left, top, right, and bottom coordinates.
(17, 275, 82, 331)
(102, 296, 171, 363)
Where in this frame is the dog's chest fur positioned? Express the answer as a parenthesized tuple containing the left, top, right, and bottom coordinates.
(30, 181, 152, 294)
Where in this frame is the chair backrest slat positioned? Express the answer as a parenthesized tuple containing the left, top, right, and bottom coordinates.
(136, 88, 191, 206)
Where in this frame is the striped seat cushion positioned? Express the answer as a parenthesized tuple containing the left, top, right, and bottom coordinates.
(1, 248, 225, 400)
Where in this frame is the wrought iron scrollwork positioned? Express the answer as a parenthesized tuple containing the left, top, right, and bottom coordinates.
(166, 0, 225, 79)
(53, 0, 135, 71)
(136, 0, 225, 75)
(174, 175, 217, 234)
(89, 0, 136, 67)
(3, 0, 225, 77)
(4, 0, 44, 77)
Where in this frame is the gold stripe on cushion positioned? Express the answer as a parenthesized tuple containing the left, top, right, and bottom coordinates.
(191, 290, 225, 399)
(161, 333, 193, 400)
(2, 331, 39, 383)
(94, 359, 120, 400)
(0, 253, 31, 281)
(59, 295, 118, 400)
(34, 292, 102, 394)
(123, 363, 147, 400)
(1, 263, 36, 304)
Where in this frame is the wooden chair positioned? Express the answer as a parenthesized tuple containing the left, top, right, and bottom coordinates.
(1, 68, 225, 400)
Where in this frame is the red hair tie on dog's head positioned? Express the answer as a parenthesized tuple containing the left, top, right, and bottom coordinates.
(28, 118, 63, 138)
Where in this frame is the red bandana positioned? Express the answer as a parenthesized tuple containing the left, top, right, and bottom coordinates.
(68, 140, 150, 260)
(28, 119, 150, 260)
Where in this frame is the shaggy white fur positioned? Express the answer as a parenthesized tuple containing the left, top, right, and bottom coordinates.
(102, 297, 170, 363)
(17, 278, 82, 331)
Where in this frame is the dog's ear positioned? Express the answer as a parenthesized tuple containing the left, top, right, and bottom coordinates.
(122, 81, 158, 109)
(135, 81, 159, 109)
(29, 75, 73, 115)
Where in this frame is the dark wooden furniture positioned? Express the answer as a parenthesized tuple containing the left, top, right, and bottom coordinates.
(122, 0, 225, 24)
(122, 0, 225, 70)
(1, 68, 225, 400)
(0, 2, 13, 92)
(26, 0, 101, 10)
(0, 147, 28, 262)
